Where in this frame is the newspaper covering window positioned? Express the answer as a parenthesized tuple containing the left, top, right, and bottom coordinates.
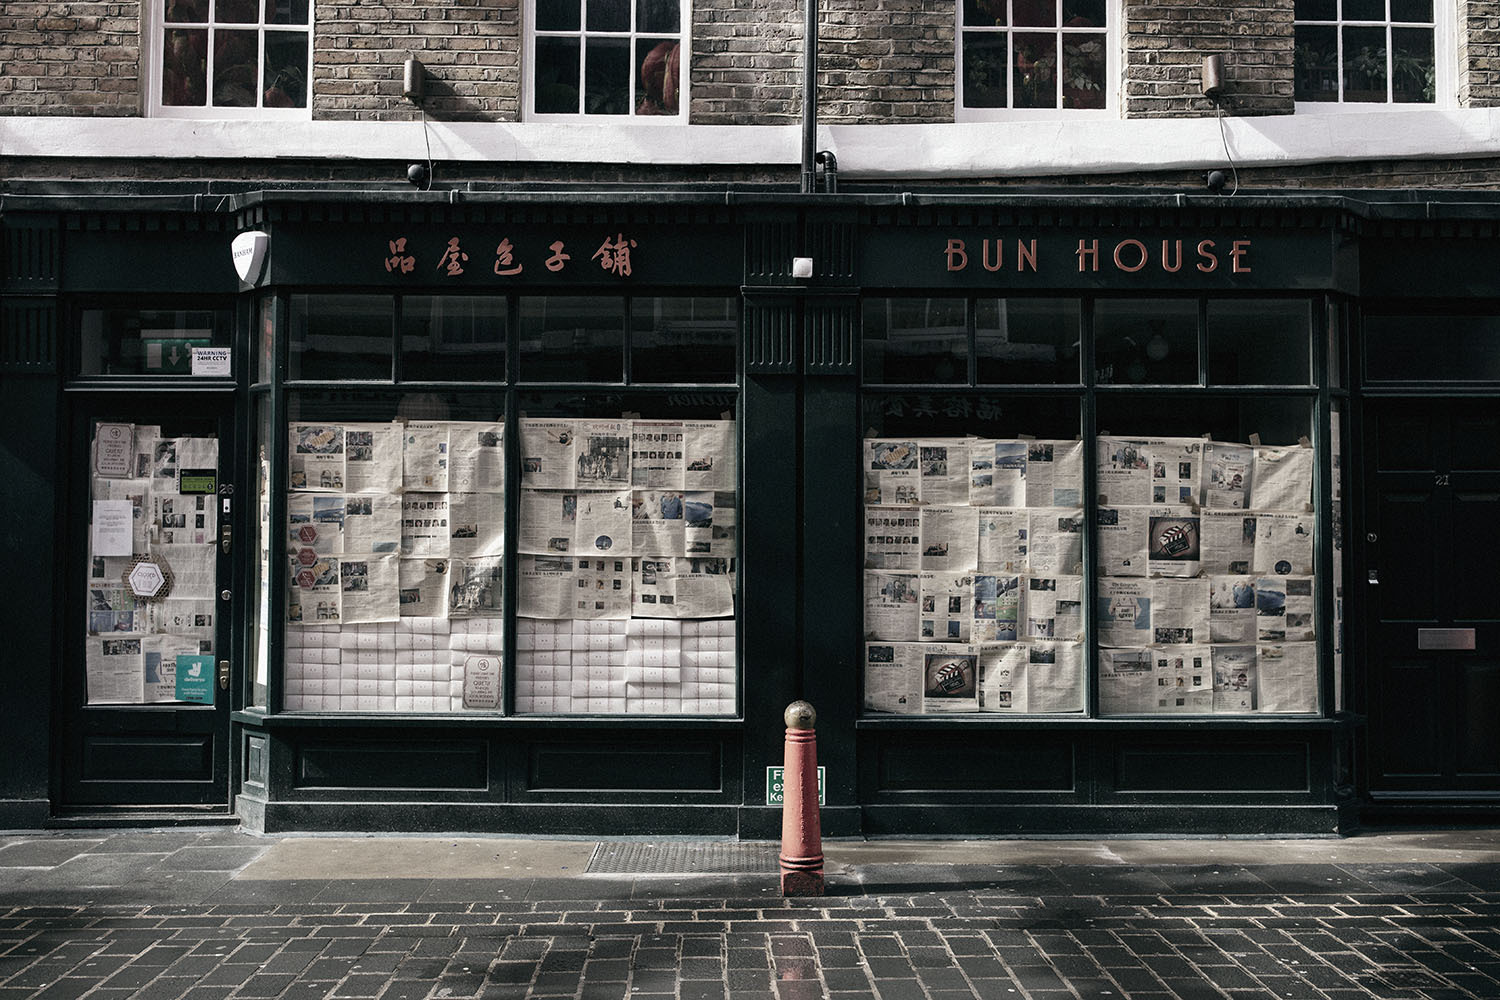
(862, 437, 1086, 715)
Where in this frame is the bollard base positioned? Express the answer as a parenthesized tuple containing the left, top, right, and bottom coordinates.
(780, 869, 825, 897)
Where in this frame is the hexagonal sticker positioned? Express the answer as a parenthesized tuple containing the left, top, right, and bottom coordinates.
(128, 561, 167, 599)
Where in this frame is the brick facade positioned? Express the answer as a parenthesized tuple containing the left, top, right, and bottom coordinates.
(1463, 0, 1500, 106)
(0, 3, 142, 116)
(1122, 0, 1294, 118)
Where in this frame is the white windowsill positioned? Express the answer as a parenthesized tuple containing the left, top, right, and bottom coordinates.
(3, 108, 1498, 180)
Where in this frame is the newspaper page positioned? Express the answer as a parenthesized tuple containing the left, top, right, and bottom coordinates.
(339, 554, 400, 624)
(1251, 444, 1314, 511)
(682, 419, 736, 491)
(683, 490, 732, 558)
(632, 420, 685, 489)
(863, 438, 921, 506)
(1212, 645, 1258, 713)
(1252, 511, 1315, 575)
(159, 544, 216, 601)
(865, 505, 920, 569)
(1147, 439, 1203, 507)
(1026, 641, 1086, 713)
(290, 424, 345, 491)
(864, 571, 920, 640)
(632, 557, 733, 618)
(917, 644, 979, 713)
(1027, 508, 1084, 575)
(399, 558, 451, 618)
(445, 492, 504, 557)
(289, 555, 341, 624)
(969, 440, 1026, 507)
(519, 490, 577, 555)
(574, 489, 633, 557)
(1024, 440, 1084, 508)
(919, 572, 973, 643)
(402, 421, 450, 491)
(975, 508, 1026, 573)
(1152, 646, 1213, 713)
(972, 574, 1021, 642)
(1096, 437, 1154, 506)
(517, 555, 573, 618)
(86, 636, 145, 704)
(1024, 576, 1083, 641)
(88, 577, 142, 635)
(1098, 647, 1155, 715)
(1255, 575, 1317, 642)
(151, 491, 214, 546)
(146, 600, 215, 644)
(1147, 507, 1202, 577)
(1208, 574, 1258, 642)
(447, 421, 505, 493)
(918, 506, 979, 572)
(520, 418, 578, 488)
(343, 422, 403, 494)
(1200, 510, 1257, 575)
(976, 643, 1024, 712)
(864, 642, 921, 714)
(1203, 441, 1253, 509)
(917, 440, 969, 506)
(448, 555, 504, 618)
(1151, 578, 1209, 645)
(401, 492, 451, 557)
(570, 556, 632, 619)
(344, 493, 402, 554)
(1257, 642, 1318, 713)
(1096, 505, 1149, 576)
(635, 490, 687, 557)
(1097, 578, 1151, 647)
(574, 420, 632, 489)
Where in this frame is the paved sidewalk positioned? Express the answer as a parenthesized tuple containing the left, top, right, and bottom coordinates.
(2, 828, 1499, 1000)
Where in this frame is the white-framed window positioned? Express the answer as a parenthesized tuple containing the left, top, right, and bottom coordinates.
(525, 0, 687, 120)
(147, 0, 313, 118)
(1294, 0, 1450, 109)
(957, 0, 1118, 121)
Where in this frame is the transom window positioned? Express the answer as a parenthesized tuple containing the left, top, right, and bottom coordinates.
(151, 0, 311, 117)
(527, 0, 686, 119)
(957, 0, 1114, 119)
(1294, 0, 1442, 106)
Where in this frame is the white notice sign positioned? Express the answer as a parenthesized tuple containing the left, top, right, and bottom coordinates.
(191, 347, 232, 377)
(92, 500, 135, 556)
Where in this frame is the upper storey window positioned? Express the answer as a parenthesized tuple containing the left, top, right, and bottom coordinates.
(957, 0, 1115, 120)
(527, 0, 686, 120)
(1294, 1, 1446, 107)
(151, 0, 312, 116)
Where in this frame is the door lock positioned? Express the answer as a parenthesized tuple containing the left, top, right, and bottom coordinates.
(1368, 570, 1379, 585)
(221, 524, 232, 554)
(217, 660, 230, 691)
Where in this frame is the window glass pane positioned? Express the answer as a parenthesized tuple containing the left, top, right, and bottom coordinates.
(519, 296, 624, 382)
(1326, 300, 1343, 389)
(1094, 299, 1198, 385)
(962, 33, 1009, 108)
(1365, 315, 1500, 382)
(258, 295, 275, 384)
(1062, 0, 1104, 25)
(264, 0, 309, 25)
(288, 294, 394, 381)
(631, 297, 737, 383)
(536, 0, 581, 31)
(535, 38, 581, 114)
(263, 32, 307, 108)
(218, 0, 258, 22)
(251, 395, 270, 709)
(1297, 0, 1337, 19)
(637, 0, 679, 32)
(974, 298, 1081, 384)
(1013, 32, 1058, 108)
(862, 298, 968, 384)
(212, 29, 260, 107)
(584, 37, 631, 114)
(167, 0, 207, 21)
(1014, 0, 1057, 27)
(162, 29, 208, 105)
(1392, 27, 1434, 103)
(1342, 24, 1388, 102)
(586, 0, 629, 31)
(77, 306, 232, 376)
(1342, 0, 1384, 19)
(635, 38, 680, 115)
(401, 296, 507, 382)
(1391, 0, 1432, 20)
(1295, 25, 1339, 101)
(1207, 300, 1312, 385)
(963, 0, 1006, 26)
(1061, 32, 1107, 109)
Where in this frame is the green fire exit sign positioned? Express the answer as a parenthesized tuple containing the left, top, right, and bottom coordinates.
(766, 766, 825, 806)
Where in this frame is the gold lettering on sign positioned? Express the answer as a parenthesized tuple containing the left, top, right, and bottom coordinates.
(1077, 239, 1099, 272)
(1196, 240, 1218, 273)
(1113, 239, 1147, 273)
(1231, 240, 1251, 273)
(1162, 240, 1183, 273)
(945, 239, 969, 272)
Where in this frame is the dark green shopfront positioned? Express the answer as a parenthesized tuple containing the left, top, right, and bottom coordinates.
(4, 185, 1499, 837)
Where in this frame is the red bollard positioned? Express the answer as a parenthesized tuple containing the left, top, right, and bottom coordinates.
(779, 700, 824, 896)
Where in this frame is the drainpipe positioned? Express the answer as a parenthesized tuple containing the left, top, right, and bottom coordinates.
(801, 0, 817, 193)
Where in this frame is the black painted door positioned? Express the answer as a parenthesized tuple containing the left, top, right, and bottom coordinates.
(1362, 397, 1500, 797)
(60, 400, 235, 810)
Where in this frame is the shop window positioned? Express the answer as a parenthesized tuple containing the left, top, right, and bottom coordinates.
(288, 295, 395, 381)
(1094, 298, 1198, 385)
(1294, 0, 1446, 107)
(1364, 312, 1500, 383)
(1208, 300, 1313, 386)
(150, 0, 312, 118)
(630, 297, 738, 383)
(76, 305, 233, 378)
(527, 0, 686, 119)
(519, 296, 626, 382)
(863, 298, 969, 384)
(400, 296, 507, 383)
(958, 0, 1116, 120)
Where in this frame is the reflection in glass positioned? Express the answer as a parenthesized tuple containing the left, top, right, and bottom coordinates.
(162, 29, 208, 105)
(1296, 0, 1335, 19)
(264, 0, 310, 24)
(1062, 32, 1107, 108)
(1014, 0, 1056, 27)
(584, 37, 630, 114)
(1062, 0, 1105, 25)
(1392, 27, 1434, 103)
(631, 297, 736, 383)
(257, 296, 275, 385)
(78, 307, 231, 376)
(863, 298, 968, 384)
(519, 296, 625, 382)
(1207, 300, 1312, 385)
(401, 296, 507, 382)
(963, 0, 1005, 26)
(1094, 299, 1198, 385)
(251, 396, 270, 709)
(263, 32, 307, 108)
(962, 33, 1008, 108)
(1342, 24, 1388, 102)
(219, 0, 258, 22)
(535, 37, 581, 113)
(1391, 0, 1433, 20)
(165, 0, 207, 21)
(1365, 315, 1500, 382)
(587, 0, 630, 31)
(288, 295, 394, 381)
(1294, 24, 1338, 101)
(975, 299, 1081, 384)
(212, 29, 260, 106)
(637, 0, 679, 33)
(1013, 32, 1058, 108)
(1342, 0, 1383, 19)
(536, 0, 581, 31)
(635, 38, 680, 114)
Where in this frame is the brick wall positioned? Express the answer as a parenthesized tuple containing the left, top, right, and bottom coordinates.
(1122, 0, 1294, 118)
(818, 0, 953, 123)
(0, 3, 142, 116)
(1463, 0, 1500, 106)
(691, 0, 801, 123)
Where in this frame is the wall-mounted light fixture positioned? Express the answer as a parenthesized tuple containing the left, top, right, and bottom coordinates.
(792, 257, 815, 280)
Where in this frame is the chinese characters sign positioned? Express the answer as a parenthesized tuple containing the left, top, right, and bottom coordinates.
(382, 233, 641, 280)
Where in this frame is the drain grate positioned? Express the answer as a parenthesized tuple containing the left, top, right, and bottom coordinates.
(586, 841, 780, 875)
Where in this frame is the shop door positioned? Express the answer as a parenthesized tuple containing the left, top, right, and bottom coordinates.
(1362, 396, 1500, 798)
(60, 402, 235, 810)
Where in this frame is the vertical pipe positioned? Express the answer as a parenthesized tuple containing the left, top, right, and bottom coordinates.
(801, 0, 818, 193)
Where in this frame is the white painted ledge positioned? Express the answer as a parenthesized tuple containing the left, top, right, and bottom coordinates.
(3, 109, 1500, 179)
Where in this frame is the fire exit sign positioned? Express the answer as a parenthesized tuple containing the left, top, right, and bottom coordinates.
(766, 766, 825, 806)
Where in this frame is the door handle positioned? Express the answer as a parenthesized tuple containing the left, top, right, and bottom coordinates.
(221, 524, 232, 554)
(217, 660, 230, 691)
(1367, 570, 1379, 585)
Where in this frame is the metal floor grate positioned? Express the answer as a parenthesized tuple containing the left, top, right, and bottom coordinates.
(586, 841, 780, 875)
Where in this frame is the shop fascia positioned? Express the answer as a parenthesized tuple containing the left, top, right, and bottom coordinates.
(943, 236, 1254, 275)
